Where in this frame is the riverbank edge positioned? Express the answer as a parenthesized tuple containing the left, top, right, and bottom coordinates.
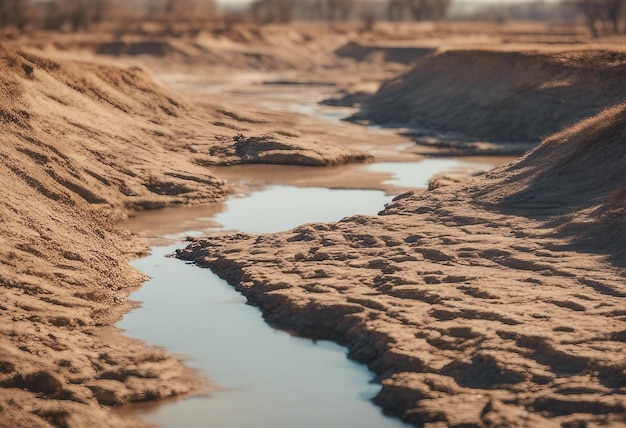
(176, 103, 626, 427)
(2, 26, 626, 427)
(0, 43, 376, 427)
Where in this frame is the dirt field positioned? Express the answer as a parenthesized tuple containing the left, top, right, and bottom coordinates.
(0, 22, 625, 427)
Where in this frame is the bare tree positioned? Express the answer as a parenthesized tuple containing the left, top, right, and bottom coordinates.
(164, 0, 197, 22)
(605, 0, 624, 32)
(161, 0, 217, 32)
(91, 0, 108, 24)
(326, 0, 353, 21)
(430, 0, 450, 19)
(42, 0, 65, 30)
(576, 0, 603, 36)
(360, 1, 376, 31)
(42, 0, 111, 31)
(405, 0, 425, 20)
(574, 0, 624, 36)
(312, 0, 326, 19)
(405, 0, 449, 21)
(0, 0, 33, 31)
(251, 0, 295, 23)
(387, 0, 405, 20)
(69, 0, 90, 31)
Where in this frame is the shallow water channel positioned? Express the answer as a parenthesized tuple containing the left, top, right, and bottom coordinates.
(117, 157, 501, 428)
(116, 74, 507, 426)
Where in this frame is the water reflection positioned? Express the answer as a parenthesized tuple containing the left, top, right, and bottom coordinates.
(367, 159, 494, 188)
(214, 185, 389, 234)
(118, 186, 408, 428)
(119, 158, 507, 427)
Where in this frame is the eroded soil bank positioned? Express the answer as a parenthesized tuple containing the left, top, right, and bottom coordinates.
(351, 49, 626, 149)
(1, 22, 625, 427)
(0, 40, 371, 427)
(178, 104, 626, 427)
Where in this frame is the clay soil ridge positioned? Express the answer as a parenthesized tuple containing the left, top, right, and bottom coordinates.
(178, 103, 626, 427)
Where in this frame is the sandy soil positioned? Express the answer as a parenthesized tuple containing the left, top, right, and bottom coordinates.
(351, 48, 626, 150)
(179, 103, 626, 427)
(0, 45, 226, 428)
(0, 36, 371, 427)
(1, 22, 625, 427)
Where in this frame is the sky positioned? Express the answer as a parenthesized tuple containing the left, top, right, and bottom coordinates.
(215, 0, 559, 8)
(217, 0, 558, 3)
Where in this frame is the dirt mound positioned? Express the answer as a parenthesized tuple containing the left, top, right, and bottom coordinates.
(86, 26, 348, 72)
(0, 45, 234, 427)
(476, 103, 626, 215)
(179, 103, 626, 426)
(203, 133, 371, 166)
(352, 49, 626, 145)
(1, 46, 231, 210)
(473, 102, 626, 264)
(0, 39, 379, 426)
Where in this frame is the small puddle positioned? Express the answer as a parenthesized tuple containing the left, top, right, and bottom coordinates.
(286, 103, 358, 123)
(213, 185, 389, 234)
(120, 244, 407, 428)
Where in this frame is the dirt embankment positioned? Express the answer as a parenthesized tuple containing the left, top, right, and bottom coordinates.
(0, 45, 231, 428)
(179, 104, 626, 427)
(3, 24, 625, 427)
(0, 42, 369, 427)
(46, 24, 405, 78)
(351, 48, 626, 150)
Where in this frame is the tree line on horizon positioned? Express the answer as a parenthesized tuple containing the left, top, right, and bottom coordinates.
(0, 0, 218, 33)
(0, 0, 624, 37)
(250, 0, 450, 24)
(572, 0, 625, 36)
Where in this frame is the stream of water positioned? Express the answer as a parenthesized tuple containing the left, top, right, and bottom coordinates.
(118, 155, 501, 427)
(119, 184, 407, 428)
(117, 82, 504, 427)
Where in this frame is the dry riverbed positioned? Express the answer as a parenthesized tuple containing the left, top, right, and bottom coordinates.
(1, 22, 625, 427)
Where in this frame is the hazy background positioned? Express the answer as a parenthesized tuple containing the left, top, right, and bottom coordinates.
(0, 0, 623, 39)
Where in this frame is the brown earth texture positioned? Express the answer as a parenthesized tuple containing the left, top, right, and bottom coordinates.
(351, 48, 626, 146)
(180, 102, 626, 427)
(0, 22, 625, 427)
